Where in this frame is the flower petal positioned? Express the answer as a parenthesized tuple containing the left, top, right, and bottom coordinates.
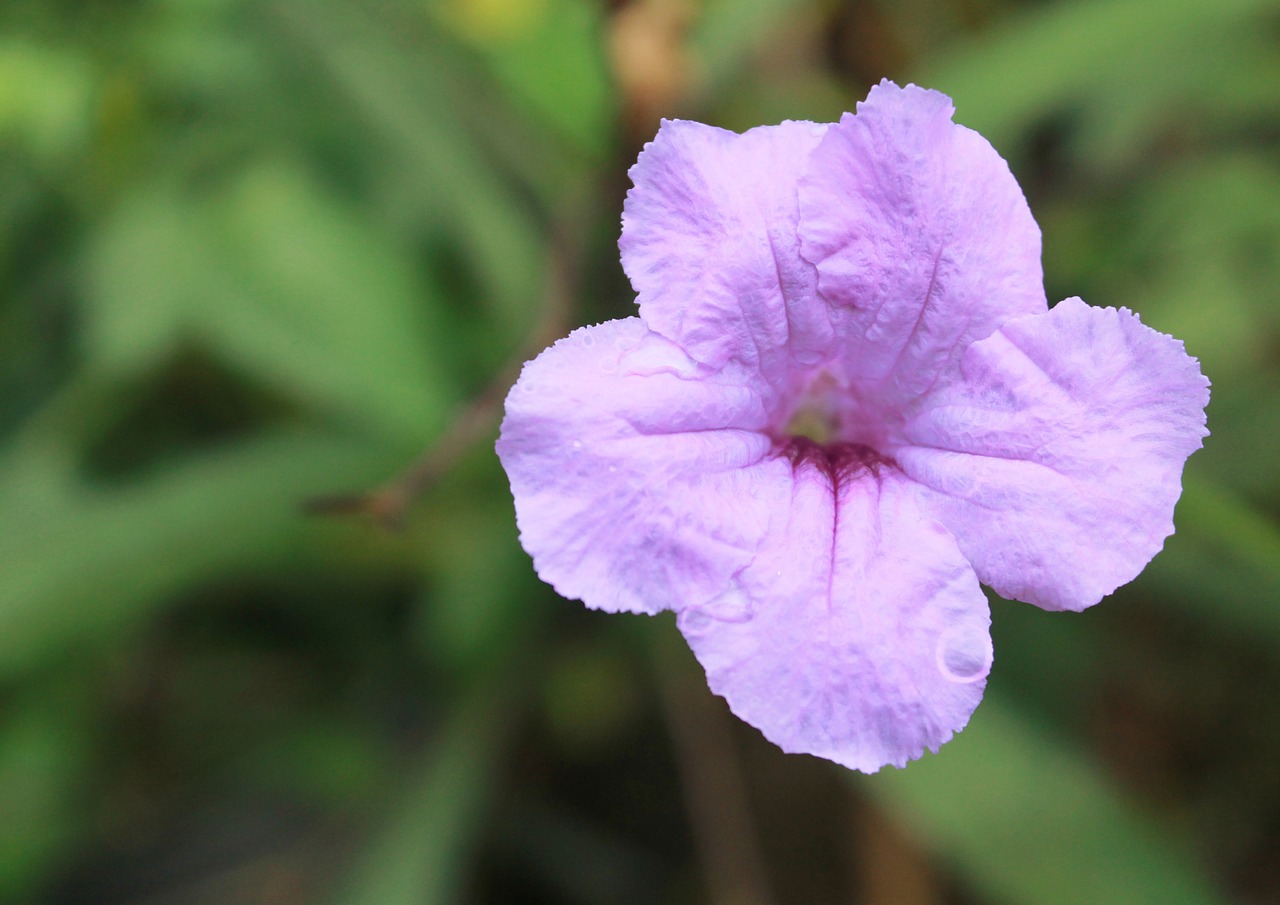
(895, 297, 1210, 612)
(621, 118, 834, 379)
(798, 80, 1047, 404)
(679, 465, 991, 773)
(497, 317, 793, 615)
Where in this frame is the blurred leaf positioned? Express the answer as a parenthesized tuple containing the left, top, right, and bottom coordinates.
(985, 594, 1100, 727)
(139, 0, 271, 102)
(0, 695, 90, 904)
(216, 161, 454, 442)
(273, 0, 547, 348)
(926, 0, 1280, 165)
(0, 38, 96, 164)
(1190, 373, 1280, 503)
(85, 164, 453, 444)
(238, 714, 390, 808)
(432, 0, 614, 159)
(333, 672, 514, 905)
(417, 498, 533, 674)
(1113, 153, 1280, 385)
(694, 0, 810, 93)
(495, 800, 669, 905)
(868, 694, 1229, 905)
(82, 190, 206, 370)
(1152, 477, 1280, 635)
(541, 639, 644, 757)
(0, 420, 397, 679)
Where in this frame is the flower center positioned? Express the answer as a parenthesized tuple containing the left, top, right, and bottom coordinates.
(777, 373, 897, 482)
(782, 371, 843, 445)
(782, 436, 893, 483)
(785, 404, 837, 445)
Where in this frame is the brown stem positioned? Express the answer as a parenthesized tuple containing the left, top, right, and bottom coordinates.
(855, 796, 942, 905)
(305, 199, 580, 529)
(650, 627, 777, 905)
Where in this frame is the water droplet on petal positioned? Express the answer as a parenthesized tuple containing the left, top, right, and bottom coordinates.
(935, 625, 992, 684)
(703, 585, 752, 622)
(620, 340, 697, 378)
(678, 607, 712, 635)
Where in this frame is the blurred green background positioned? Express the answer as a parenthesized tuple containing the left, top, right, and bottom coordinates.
(2, 0, 1279, 902)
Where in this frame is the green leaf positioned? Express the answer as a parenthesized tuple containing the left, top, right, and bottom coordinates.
(431, 0, 614, 159)
(867, 694, 1228, 905)
(0, 39, 96, 164)
(1107, 153, 1280, 385)
(693, 0, 811, 94)
(236, 714, 390, 808)
(416, 498, 534, 674)
(271, 1, 547, 348)
(85, 165, 453, 444)
(138, 0, 271, 103)
(0, 695, 91, 904)
(333, 673, 514, 905)
(82, 189, 211, 371)
(213, 160, 454, 443)
(1189, 373, 1280, 502)
(1148, 476, 1280, 639)
(925, 0, 1280, 163)
(0, 420, 397, 679)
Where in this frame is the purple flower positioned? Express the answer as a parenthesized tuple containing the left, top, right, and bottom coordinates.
(496, 81, 1209, 772)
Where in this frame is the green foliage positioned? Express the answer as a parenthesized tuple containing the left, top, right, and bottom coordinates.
(871, 695, 1225, 905)
(0, 39, 96, 164)
(86, 164, 453, 443)
(923, 0, 1280, 162)
(333, 671, 517, 905)
(0, 691, 91, 902)
(0, 0, 1278, 902)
